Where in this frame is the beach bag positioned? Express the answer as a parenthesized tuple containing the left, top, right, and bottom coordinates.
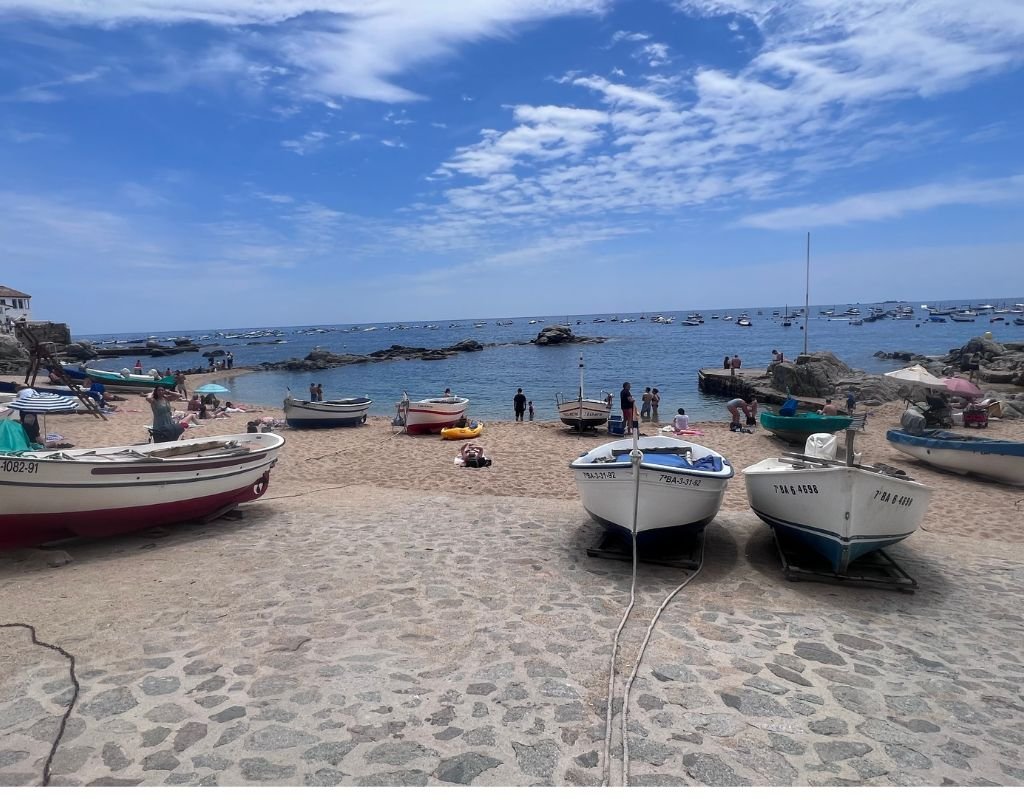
(463, 453, 491, 468)
(779, 398, 798, 417)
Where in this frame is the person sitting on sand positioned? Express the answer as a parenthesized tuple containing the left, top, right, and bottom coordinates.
(459, 442, 491, 467)
(145, 385, 186, 443)
(821, 398, 838, 416)
(672, 407, 690, 433)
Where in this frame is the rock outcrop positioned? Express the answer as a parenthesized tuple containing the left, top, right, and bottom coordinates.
(258, 340, 489, 372)
(532, 325, 607, 346)
(0, 333, 29, 375)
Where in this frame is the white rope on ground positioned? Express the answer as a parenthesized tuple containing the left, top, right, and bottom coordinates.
(620, 534, 705, 787)
(601, 423, 643, 787)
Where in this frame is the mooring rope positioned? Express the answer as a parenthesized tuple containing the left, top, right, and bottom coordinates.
(600, 423, 706, 786)
(0, 623, 79, 787)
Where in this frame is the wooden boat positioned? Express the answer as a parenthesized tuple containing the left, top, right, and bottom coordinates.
(0, 433, 284, 549)
(760, 411, 853, 444)
(283, 395, 371, 428)
(950, 313, 975, 322)
(556, 353, 610, 430)
(886, 429, 1024, 486)
(744, 448, 932, 573)
(569, 434, 733, 545)
(84, 367, 176, 393)
(396, 392, 470, 434)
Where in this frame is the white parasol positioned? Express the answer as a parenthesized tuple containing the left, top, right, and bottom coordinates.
(883, 364, 948, 390)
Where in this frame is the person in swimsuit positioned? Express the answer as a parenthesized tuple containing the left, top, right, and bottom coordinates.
(620, 382, 635, 430)
(726, 397, 750, 427)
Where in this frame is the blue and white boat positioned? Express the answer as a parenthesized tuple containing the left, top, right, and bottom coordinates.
(744, 452, 932, 574)
(283, 395, 372, 428)
(886, 429, 1024, 487)
(570, 434, 733, 545)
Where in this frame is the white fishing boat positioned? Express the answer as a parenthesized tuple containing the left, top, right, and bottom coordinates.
(395, 392, 470, 434)
(0, 432, 284, 550)
(556, 353, 611, 430)
(744, 441, 932, 573)
(570, 434, 733, 544)
(886, 428, 1024, 486)
(283, 394, 372, 428)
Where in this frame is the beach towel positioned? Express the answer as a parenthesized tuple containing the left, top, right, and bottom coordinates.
(660, 426, 705, 436)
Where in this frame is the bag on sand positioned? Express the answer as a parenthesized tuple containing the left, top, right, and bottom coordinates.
(745, 414, 756, 426)
(464, 453, 492, 468)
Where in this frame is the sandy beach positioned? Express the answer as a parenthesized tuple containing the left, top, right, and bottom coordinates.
(2, 379, 1024, 786)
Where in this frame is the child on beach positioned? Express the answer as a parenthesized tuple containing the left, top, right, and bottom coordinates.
(528, 401, 534, 421)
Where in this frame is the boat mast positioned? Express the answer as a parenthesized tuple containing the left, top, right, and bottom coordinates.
(578, 351, 585, 432)
(803, 232, 810, 356)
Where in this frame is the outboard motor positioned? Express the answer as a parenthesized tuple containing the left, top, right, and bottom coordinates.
(900, 408, 926, 435)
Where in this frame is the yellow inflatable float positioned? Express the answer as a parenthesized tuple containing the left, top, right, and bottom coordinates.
(440, 421, 484, 440)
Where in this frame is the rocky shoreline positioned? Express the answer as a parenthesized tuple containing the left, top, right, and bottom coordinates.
(699, 337, 1024, 419)
(255, 326, 607, 372)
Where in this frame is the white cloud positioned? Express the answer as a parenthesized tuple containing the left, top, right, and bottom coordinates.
(740, 175, 1024, 230)
(610, 30, 650, 44)
(2, 1, 610, 102)
(280, 129, 328, 155)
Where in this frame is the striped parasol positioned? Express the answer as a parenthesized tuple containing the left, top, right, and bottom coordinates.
(7, 393, 80, 413)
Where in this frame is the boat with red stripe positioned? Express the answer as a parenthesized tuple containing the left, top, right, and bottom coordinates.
(0, 432, 284, 549)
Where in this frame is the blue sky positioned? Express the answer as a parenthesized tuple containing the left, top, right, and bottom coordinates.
(1, 0, 1022, 331)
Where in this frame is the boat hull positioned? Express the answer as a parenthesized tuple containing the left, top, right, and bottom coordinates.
(404, 398, 470, 434)
(84, 368, 177, 393)
(0, 433, 283, 549)
(557, 399, 610, 429)
(570, 435, 732, 545)
(744, 457, 932, 573)
(283, 397, 371, 428)
(760, 412, 853, 444)
(886, 429, 1024, 486)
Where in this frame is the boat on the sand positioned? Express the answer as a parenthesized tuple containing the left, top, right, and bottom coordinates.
(556, 353, 610, 430)
(569, 434, 733, 544)
(886, 428, 1024, 486)
(760, 411, 853, 444)
(84, 367, 177, 394)
(395, 392, 470, 434)
(0, 432, 284, 549)
(283, 395, 372, 428)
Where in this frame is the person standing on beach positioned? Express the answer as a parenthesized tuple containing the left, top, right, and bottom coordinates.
(640, 388, 652, 421)
(651, 388, 661, 421)
(227, 351, 234, 369)
(173, 371, 188, 399)
(513, 388, 527, 422)
(730, 354, 741, 377)
(309, 382, 317, 402)
(528, 400, 535, 421)
(846, 391, 857, 414)
(134, 359, 143, 375)
(316, 384, 324, 402)
(620, 382, 635, 430)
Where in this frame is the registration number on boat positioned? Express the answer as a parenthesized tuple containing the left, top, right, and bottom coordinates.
(873, 489, 914, 507)
(0, 460, 38, 474)
(582, 471, 617, 480)
(659, 475, 702, 487)
(773, 483, 818, 494)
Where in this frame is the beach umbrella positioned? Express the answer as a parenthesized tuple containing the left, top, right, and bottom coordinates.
(883, 365, 948, 390)
(195, 383, 230, 394)
(7, 393, 80, 413)
(943, 376, 983, 399)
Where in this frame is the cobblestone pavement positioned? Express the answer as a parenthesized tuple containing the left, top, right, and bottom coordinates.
(1, 491, 1023, 786)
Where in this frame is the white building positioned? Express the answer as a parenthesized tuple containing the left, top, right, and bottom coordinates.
(0, 285, 32, 332)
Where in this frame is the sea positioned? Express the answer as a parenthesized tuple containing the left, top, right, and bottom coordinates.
(78, 299, 1024, 421)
